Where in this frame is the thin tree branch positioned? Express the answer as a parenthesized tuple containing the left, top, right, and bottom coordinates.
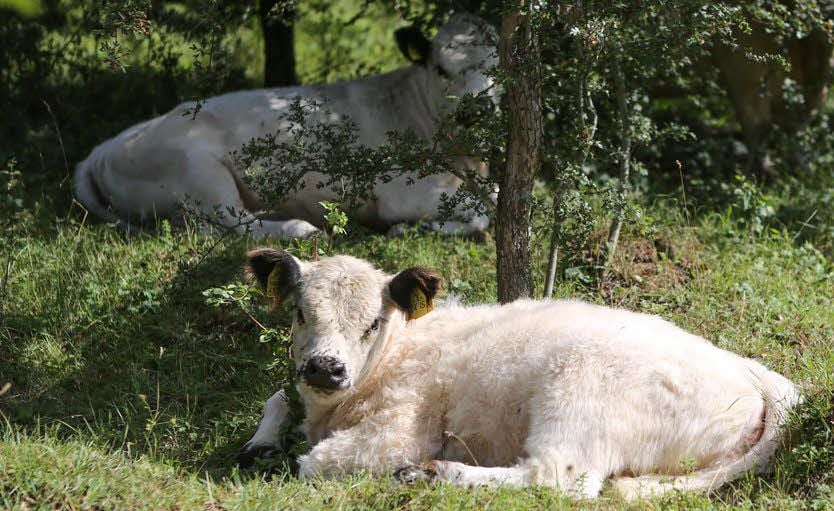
(544, 23, 598, 297)
(605, 56, 631, 269)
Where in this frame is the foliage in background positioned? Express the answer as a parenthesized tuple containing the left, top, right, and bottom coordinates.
(0, 0, 41, 15)
(295, 0, 402, 83)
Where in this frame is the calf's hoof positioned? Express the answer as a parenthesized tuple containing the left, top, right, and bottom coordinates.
(237, 441, 280, 468)
(283, 220, 321, 240)
(394, 462, 439, 485)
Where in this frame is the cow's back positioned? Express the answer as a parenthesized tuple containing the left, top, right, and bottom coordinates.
(169, 66, 428, 150)
(404, 300, 780, 471)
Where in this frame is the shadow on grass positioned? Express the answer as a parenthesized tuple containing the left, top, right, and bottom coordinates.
(0, 227, 295, 481)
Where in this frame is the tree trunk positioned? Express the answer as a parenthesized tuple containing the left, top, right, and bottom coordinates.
(495, 8, 543, 303)
(260, 0, 298, 87)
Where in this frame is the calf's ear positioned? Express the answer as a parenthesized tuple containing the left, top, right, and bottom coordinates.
(395, 26, 431, 65)
(244, 248, 302, 308)
(388, 268, 442, 320)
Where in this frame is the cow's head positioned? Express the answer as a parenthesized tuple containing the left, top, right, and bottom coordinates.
(396, 13, 498, 124)
(245, 248, 441, 406)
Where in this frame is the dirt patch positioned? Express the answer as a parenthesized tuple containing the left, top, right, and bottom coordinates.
(583, 227, 705, 298)
(619, 236, 693, 288)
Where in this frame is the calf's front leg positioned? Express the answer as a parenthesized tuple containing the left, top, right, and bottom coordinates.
(239, 389, 290, 467)
(298, 414, 435, 479)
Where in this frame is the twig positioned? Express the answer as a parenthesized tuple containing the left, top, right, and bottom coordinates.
(179, 205, 261, 276)
(604, 56, 631, 270)
(444, 166, 497, 214)
(312, 236, 318, 262)
(43, 101, 71, 188)
(443, 430, 480, 466)
(72, 198, 89, 241)
(243, 307, 268, 331)
(0, 257, 13, 317)
(677, 159, 690, 228)
(792, 209, 818, 241)
(181, 224, 236, 276)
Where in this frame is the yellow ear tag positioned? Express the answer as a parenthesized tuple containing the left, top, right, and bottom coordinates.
(266, 266, 281, 310)
(407, 44, 423, 62)
(407, 287, 432, 320)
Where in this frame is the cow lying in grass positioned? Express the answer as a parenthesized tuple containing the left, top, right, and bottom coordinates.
(74, 14, 496, 238)
(240, 248, 799, 499)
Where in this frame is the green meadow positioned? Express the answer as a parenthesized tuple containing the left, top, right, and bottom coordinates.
(1, 1, 833, 509)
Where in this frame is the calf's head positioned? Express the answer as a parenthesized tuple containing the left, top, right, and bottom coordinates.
(245, 248, 441, 405)
(396, 13, 499, 124)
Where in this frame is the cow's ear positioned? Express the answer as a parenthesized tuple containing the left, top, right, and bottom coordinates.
(388, 267, 442, 320)
(395, 26, 431, 65)
(244, 247, 303, 308)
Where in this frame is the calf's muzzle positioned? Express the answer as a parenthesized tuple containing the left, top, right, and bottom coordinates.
(301, 355, 349, 390)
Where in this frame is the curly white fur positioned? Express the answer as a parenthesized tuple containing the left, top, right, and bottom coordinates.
(245, 254, 799, 499)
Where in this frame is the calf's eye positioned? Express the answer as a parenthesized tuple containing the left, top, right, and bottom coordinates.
(296, 308, 305, 325)
(364, 318, 380, 337)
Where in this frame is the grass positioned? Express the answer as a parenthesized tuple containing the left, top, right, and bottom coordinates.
(1, 182, 833, 509)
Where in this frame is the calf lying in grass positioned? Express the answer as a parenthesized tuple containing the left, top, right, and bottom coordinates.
(240, 248, 799, 499)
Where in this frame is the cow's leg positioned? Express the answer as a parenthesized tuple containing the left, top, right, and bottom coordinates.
(386, 211, 490, 240)
(424, 188, 493, 238)
(297, 410, 436, 479)
(386, 215, 489, 239)
(102, 110, 321, 238)
(395, 459, 605, 498)
(428, 214, 490, 237)
(711, 24, 788, 175)
(238, 389, 289, 467)
(395, 367, 623, 498)
(434, 159, 495, 237)
(176, 155, 320, 239)
(375, 162, 493, 238)
(785, 28, 834, 124)
(712, 47, 776, 173)
(241, 217, 321, 239)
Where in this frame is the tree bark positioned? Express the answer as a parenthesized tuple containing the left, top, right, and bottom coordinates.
(260, 0, 298, 87)
(496, 8, 543, 303)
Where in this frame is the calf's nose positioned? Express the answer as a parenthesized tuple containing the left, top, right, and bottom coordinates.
(302, 355, 348, 390)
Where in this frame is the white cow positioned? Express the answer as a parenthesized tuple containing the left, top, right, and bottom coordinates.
(239, 248, 799, 500)
(74, 14, 497, 238)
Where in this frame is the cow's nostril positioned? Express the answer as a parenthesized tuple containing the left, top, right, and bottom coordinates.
(303, 356, 348, 389)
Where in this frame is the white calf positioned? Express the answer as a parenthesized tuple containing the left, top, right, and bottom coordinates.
(240, 249, 799, 499)
(74, 14, 497, 238)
